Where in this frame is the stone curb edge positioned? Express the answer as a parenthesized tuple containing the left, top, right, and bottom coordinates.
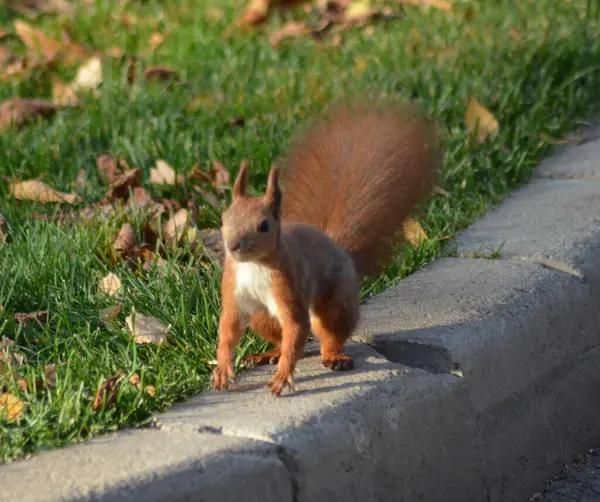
(3, 123, 600, 502)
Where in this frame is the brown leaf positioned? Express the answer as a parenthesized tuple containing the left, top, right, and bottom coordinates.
(0, 98, 61, 132)
(9, 0, 73, 16)
(234, 0, 271, 27)
(434, 186, 451, 198)
(131, 186, 152, 208)
(0, 48, 15, 67)
(98, 272, 122, 297)
(143, 66, 179, 82)
(107, 168, 141, 200)
(114, 223, 136, 257)
(96, 154, 121, 185)
(92, 370, 123, 411)
(129, 373, 141, 390)
(148, 32, 165, 52)
(9, 179, 81, 205)
(125, 310, 169, 345)
(270, 22, 308, 48)
(52, 77, 79, 106)
(99, 305, 120, 330)
(465, 96, 499, 143)
(0, 213, 7, 245)
(14, 20, 62, 61)
(197, 228, 225, 264)
(13, 310, 48, 326)
(0, 393, 25, 421)
(145, 384, 155, 397)
(150, 159, 184, 186)
(163, 208, 190, 246)
(402, 217, 429, 247)
(192, 185, 225, 211)
(211, 160, 230, 190)
(44, 364, 56, 389)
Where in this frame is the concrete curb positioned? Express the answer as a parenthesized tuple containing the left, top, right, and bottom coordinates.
(3, 124, 600, 501)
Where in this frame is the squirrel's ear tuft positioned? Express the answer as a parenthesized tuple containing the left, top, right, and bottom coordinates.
(233, 162, 249, 200)
(265, 166, 282, 219)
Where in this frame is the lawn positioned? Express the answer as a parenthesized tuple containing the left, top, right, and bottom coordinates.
(0, 0, 599, 463)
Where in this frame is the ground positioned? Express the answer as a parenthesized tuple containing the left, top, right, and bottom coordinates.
(0, 0, 599, 462)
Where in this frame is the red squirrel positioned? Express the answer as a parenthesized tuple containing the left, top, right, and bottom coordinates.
(211, 100, 440, 396)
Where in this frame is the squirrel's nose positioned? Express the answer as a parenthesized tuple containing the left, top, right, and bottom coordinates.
(229, 238, 247, 253)
(230, 240, 241, 252)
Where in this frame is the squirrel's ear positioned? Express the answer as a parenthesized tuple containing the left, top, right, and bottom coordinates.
(233, 162, 249, 200)
(265, 166, 282, 219)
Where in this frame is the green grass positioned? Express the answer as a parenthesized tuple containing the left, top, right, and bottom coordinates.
(0, 0, 599, 462)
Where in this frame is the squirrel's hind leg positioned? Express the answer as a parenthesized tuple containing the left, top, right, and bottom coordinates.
(244, 311, 282, 366)
(311, 281, 360, 371)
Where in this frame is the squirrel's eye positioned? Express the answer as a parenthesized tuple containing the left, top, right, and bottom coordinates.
(258, 219, 269, 233)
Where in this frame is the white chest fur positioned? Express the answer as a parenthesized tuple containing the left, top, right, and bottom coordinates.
(234, 262, 279, 322)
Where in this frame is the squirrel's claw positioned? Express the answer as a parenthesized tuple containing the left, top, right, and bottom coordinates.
(268, 370, 295, 397)
(211, 363, 235, 391)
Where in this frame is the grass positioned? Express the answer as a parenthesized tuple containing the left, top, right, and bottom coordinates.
(0, 0, 599, 462)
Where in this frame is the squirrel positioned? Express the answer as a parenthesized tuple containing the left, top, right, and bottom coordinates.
(211, 99, 440, 397)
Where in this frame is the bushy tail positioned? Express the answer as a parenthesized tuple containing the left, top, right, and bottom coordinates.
(280, 100, 440, 278)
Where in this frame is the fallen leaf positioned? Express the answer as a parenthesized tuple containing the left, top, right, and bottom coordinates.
(99, 305, 120, 330)
(148, 32, 165, 52)
(52, 77, 79, 106)
(130, 186, 153, 208)
(163, 208, 190, 246)
(8, 0, 73, 16)
(211, 160, 230, 190)
(13, 310, 48, 326)
(434, 186, 451, 198)
(114, 223, 136, 257)
(345, 0, 372, 19)
(14, 20, 62, 61)
(197, 228, 225, 264)
(143, 66, 179, 82)
(129, 373, 141, 390)
(465, 96, 499, 143)
(9, 179, 81, 204)
(0, 213, 7, 244)
(0, 98, 61, 132)
(125, 310, 169, 345)
(96, 154, 122, 185)
(0, 393, 25, 421)
(0, 47, 15, 66)
(145, 384, 156, 397)
(44, 364, 57, 388)
(270, 22, 308, 48)
(98, 272, 122, 297)
(150, 159, 184, 186)
(235, 0, 271, 27)
(16, 379, 29, 393)
(107, 167, 141, 200)
(92, 370, 123, 411)
(70, 56, 103, 92)
(193, 185, 225, 211)
(402, 217, 429, 247)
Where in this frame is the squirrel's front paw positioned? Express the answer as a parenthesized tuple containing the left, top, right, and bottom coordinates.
(211, 363, 235, 391)
(267, 368, 295, 397)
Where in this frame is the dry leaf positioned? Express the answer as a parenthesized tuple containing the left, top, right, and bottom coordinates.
(52, 77, 79, 106)
(71, 56, 103, 92)
(150, 159, 184, 185)
(143, 66, 179, 82)
(92, 370, 123, 411)
(270, 22, 308, 48)
(107, 167, 141, 200)
(130, 186, 152, 208)
(114, 223, 136, 257)
(434, 186, 450, 198)
(0, 98, 61, 132)
(125, 310, 170, 345)
(13, 310, 48, 326)
(96, 154, 121, 185)
(163, 208, 190, 246)
(345, 0, 372, 19)
(0, 393, 25, 421)
(235, 0, 271, 27)
(9, 0, 73, 15)
(99, 305, 120, 330)
(9, 179, 81, 205)
(14, 20, 62, 61)
(198, 228, 225, 264)
(192, 185, 225, 211)
(145, 384, 155, 397)
(0, 48, 15, 66)
(465, 96, 499, 143)
(148, 32, 165, 52)
(402, 217, 429, 247)
(129, 373, 141, 390)
(98, 272, 122, 297)
(0, 213, 7, 245)
(211, 160, 230, 190)
(44, 364, 56, 388)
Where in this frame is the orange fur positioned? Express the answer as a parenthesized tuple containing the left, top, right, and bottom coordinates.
(211, 99, 440, 396)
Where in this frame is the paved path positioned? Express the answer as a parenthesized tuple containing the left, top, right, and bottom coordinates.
(531, 449, 600, 501)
